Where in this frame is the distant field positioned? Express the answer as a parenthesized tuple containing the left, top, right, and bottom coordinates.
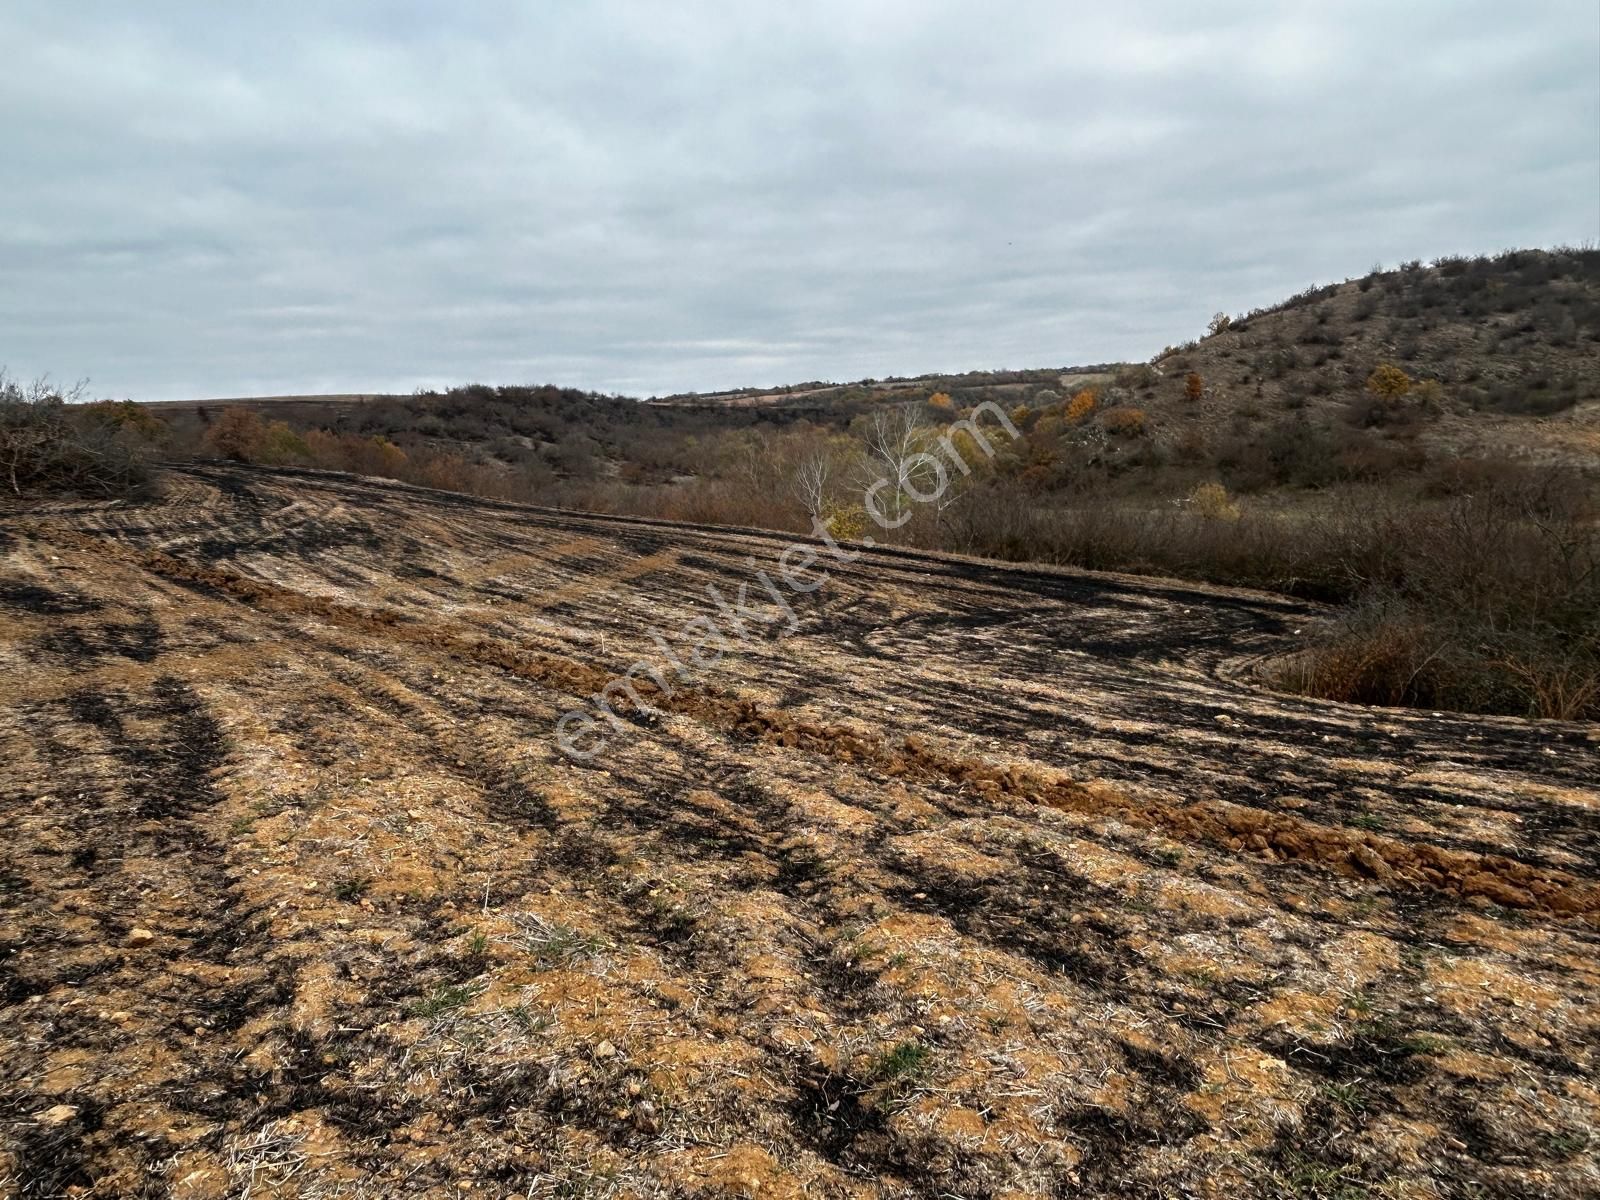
(143, 393, 402, 409)
(3, 463, 1597, 1197)
(139, 393, 403, 421)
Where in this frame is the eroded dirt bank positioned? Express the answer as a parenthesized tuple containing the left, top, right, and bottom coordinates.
(2, 464, 1597, 1198)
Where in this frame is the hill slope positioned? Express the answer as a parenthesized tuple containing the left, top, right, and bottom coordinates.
(1140, 247, 1600, 466)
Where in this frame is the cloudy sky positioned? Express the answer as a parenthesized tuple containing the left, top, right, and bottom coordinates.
(2, 2, 1596, 400)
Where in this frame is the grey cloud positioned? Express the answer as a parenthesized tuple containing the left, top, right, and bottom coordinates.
(1, 0, 1595, 399)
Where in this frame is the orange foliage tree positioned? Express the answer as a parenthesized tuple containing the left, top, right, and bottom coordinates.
(202, 407, 266, 462)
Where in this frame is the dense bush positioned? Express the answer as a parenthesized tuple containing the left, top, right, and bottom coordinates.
(1100, 407, 1147, 437)
(0, 375, 161, 500)
(1260, 482, 1600, 720)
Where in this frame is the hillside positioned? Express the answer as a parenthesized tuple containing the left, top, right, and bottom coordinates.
(3, 464, 1598, 1197)
(1141, 247, 1600, 468)
(645, 367, 1101, 411)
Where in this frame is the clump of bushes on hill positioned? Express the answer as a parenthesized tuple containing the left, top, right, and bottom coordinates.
(0, 373, 163, 500)
(1100, 406, 1147, 437)
(192, 403, 557, 501)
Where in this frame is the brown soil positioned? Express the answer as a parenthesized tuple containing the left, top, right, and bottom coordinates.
(2, 464, 1597, 1198)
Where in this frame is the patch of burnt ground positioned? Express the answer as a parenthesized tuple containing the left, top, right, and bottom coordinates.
(0, 578, 103, 615)
(786, 1065, 964, 1200)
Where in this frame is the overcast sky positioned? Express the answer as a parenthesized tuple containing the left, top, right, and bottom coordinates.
(2, 2, 1596, 401)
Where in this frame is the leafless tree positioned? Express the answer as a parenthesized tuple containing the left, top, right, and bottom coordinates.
(728, 435, 773, 497)
(859, 405, 931, 485)
(792, 450, 831, 521)
(854, 404, 954, 537)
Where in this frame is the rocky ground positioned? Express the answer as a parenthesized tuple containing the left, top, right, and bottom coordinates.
(2, 464, 1597, 1199)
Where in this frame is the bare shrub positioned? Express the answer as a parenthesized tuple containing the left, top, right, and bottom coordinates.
(0, 373, 161, 500)
(1264, 597, 1440, 707)
(1265, 488, 1600, 719)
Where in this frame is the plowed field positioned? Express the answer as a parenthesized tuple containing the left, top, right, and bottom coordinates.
(3, 465, 1597, 1198)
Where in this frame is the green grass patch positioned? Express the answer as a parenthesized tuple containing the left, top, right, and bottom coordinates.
(406, 982, 482, 1019)
(872, 1040, 932, 1082)
(333, 874, 372, 902)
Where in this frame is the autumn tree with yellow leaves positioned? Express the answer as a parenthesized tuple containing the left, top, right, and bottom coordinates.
(1366, 363, 1412, 401)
